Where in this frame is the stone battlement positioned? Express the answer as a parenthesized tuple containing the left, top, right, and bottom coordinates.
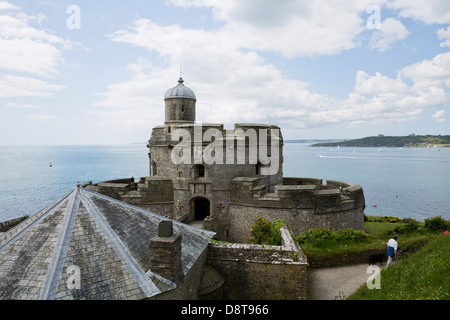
(230, 176, 364, 212)
(227, 176, 365, 243)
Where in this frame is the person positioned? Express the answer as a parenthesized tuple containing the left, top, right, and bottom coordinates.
(386, 235, 398, 267)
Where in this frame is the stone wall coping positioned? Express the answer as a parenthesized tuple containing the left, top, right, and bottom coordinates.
(234, 123, 271, 128)
(232, 177, 259, 182)
(208, 225, 307, 266)
(98, 183, 129, 188)
(316, 189, 341, 196)
(326, 180, 351, 188)
(343, 184, 363, 192)
(275, 185, 316, 191)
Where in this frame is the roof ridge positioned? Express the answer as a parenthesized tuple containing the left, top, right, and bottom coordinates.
(40, 187, 80, 300)
(0, 189, 73, 254)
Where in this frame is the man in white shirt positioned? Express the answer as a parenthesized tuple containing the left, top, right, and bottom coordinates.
(386, 235, 398, 266)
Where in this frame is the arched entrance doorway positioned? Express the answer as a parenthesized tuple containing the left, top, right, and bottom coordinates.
(193, 198, 210, 221)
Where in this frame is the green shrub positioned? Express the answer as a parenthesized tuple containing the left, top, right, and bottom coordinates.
(393, 219, 420, 234)
(295, 227, 369, 247)
(296, 228, 333, 245)
(249, 217, 286, 245)
(335, 228, 370, 242)
(249, 217, 273, 245)
(368, 216, 404, 223)
(424, 216, 449, 231)
(382, 216, 403, 223)
(271, 219, 287, 245)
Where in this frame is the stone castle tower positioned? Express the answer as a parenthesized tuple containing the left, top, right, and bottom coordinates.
(147, 78, 285, 240)
(164, 77, 196, 124)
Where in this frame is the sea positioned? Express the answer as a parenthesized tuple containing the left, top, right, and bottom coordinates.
(0, 143, 449, 223)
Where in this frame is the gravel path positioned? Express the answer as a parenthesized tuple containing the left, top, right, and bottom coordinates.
(308, 263, 385, 300)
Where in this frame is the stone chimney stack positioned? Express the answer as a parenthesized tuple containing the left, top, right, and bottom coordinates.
(149, 220, 183, 284)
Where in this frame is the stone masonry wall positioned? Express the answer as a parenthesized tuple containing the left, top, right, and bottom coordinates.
(227, 177, 365, 243)
(84, 178, 175, 219)
(229, 205, 364, 243)
(207, 226, 308, 300)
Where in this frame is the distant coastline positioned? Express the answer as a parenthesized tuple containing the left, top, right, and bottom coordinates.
(310, 135, 450, 148)
(285, 139, 339, 144)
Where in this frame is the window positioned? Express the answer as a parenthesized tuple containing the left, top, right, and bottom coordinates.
(194, 164, 205, 179)
(152, 161, 157, 176)
(198, 165, 205, 178)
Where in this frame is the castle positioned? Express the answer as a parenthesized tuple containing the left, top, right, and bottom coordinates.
(88, 77, 365, 243)
(0, 77, 366, 300)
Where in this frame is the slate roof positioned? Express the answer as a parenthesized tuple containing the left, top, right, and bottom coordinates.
(0, 185, 215, 300)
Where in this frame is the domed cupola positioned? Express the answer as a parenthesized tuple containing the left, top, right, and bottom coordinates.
(164, 78, 196, 124)
(165, 78, 196, 100)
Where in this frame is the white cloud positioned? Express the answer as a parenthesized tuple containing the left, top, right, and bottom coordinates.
(0, 11, 73, 77)
(95, 2, 450, 134)
(102, 17, 324, 128)
(387, 0, 450, 25)
(347, 53, 450, 126)
(0, 2, 75, 98)
(355, 71, 408, 95)
(0, 1, 18, 11)
(401, 51, 450, 89)
(432, 110, 446, 123)
(387, 0, 450, 51)
(0, 74, 65, 97)
(370, 18, 409, 51)
(437, 26, 450, 48)
(167, 0, 385, 57)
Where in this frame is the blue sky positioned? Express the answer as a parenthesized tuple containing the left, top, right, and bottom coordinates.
(1, 0, 449, 145)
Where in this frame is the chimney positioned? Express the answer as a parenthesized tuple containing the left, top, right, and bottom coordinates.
(149, 220, 183, 284)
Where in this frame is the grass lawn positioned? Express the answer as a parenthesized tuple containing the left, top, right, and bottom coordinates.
(347, 234, 450, 300)
(295, 214, 449, 300)
(298, 217, 441, 267)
